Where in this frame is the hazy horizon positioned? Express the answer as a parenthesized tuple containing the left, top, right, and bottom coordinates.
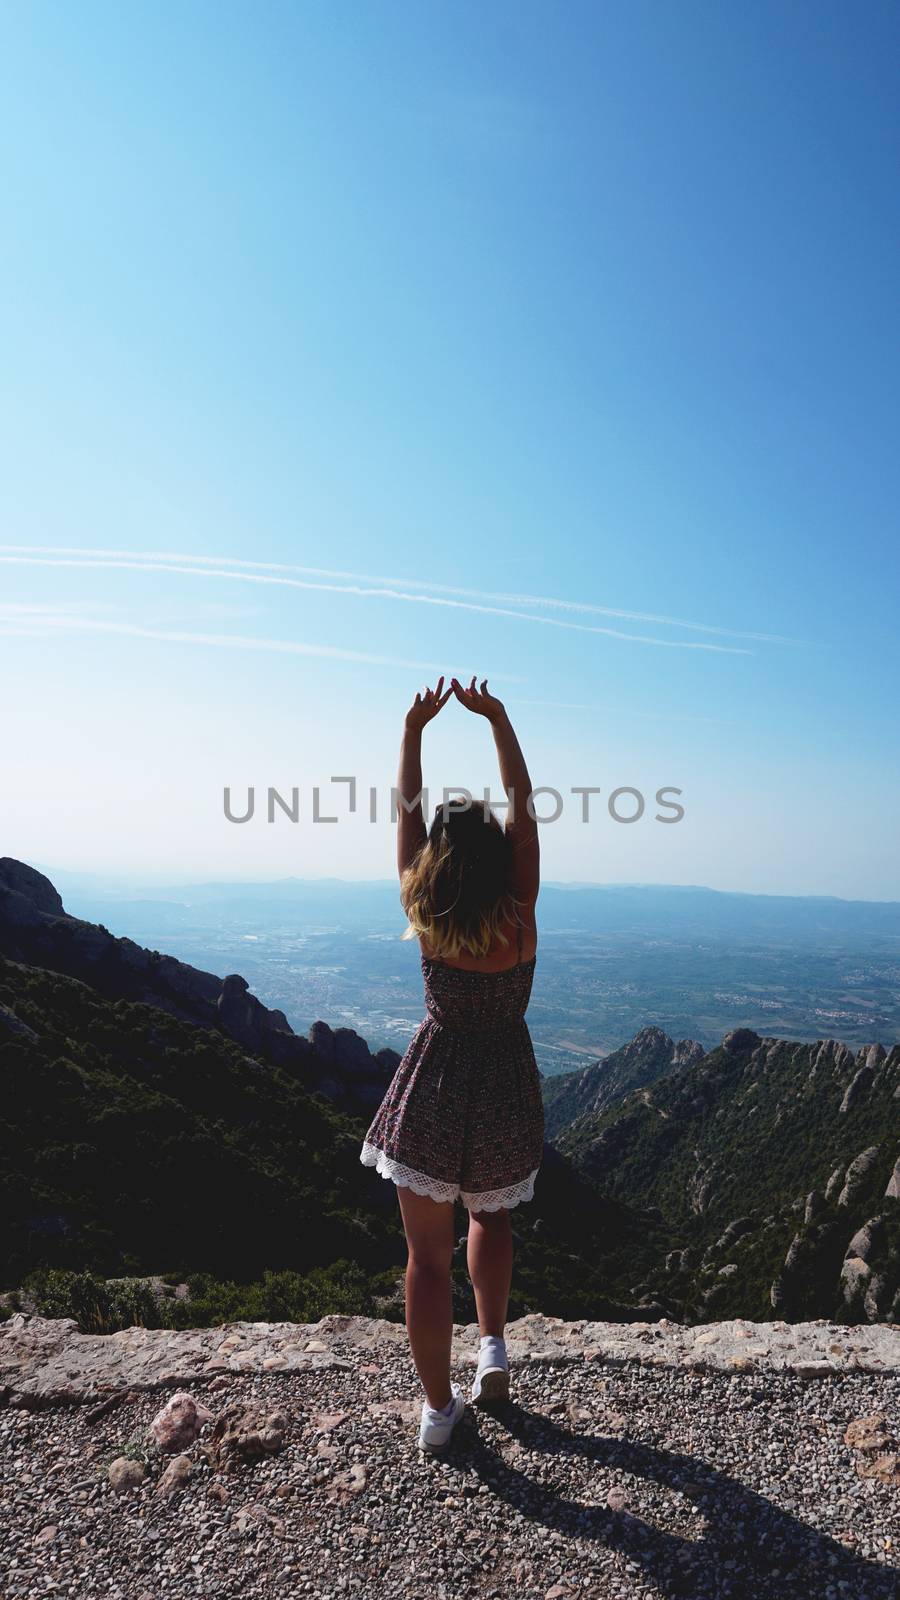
(26, 858, 900, 909)
(22, 859, 895, 1061)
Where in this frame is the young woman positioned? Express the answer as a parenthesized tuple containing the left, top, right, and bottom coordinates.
(360, 676, 544, 1452)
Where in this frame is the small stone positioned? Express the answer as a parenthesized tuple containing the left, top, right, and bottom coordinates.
(844, 1414, 893, 1452)
(311, 1409, 350, 1433)
(108, 1457, 146, 1493)
(33, 1524, 57, 1545)
(154, 1452, 192, 1499)
(331, 1463, 367, 1496)
(857, 1451, 900, 1485)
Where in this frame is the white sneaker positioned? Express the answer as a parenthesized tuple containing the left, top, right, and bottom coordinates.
(471, 1336, 510, 1406)
(418, 1382, 466, 1453)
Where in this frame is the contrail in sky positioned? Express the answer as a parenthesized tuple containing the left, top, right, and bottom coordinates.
(30, 547, 798, 644)
(0, 611, 457, 674)
(0, 547, 769, 653)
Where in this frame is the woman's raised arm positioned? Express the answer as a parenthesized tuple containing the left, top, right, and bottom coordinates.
(450, 678, 539, 904)
(397, 678, 451, 878)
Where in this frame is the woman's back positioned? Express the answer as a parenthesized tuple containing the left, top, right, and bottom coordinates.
(421, 925, 536, 1036)
(417, 907, 537, 974)
(416, 915, 534, 1036)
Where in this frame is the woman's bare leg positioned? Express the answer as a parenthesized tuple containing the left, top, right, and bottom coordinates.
(397, 1186, 456, 1410)
(466, 1207, 513, 1337)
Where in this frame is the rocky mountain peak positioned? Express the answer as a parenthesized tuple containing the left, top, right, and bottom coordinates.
(0, 858, 67, 919)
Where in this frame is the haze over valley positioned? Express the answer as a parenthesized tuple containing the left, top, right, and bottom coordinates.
(56, 874, 900, 1071)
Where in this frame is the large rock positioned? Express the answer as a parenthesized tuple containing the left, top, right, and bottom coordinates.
(840, 1065, 877, 1115)
(804, 1191, 825, 1224)
(838, 1147, 882, 1207)
(205, 1402, 288, 1470)
(845, 1217, 885, 1266)
(841, 1256, 872, 1306)
(723, 1029, 760, 1054)
(844, 1413, 893, 1451)
(825, 1164, 845, 1201)
(154, 1453, 193, 1499)
(108, 1457, 146, 1493)
(148, 1390, 214, 1453)
(0, 859, 65, 917)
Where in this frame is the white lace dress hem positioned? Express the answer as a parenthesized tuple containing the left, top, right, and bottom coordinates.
(359, 1141, 538, 1212)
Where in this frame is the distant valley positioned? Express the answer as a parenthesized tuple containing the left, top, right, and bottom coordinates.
(56, 874, 900, 1071)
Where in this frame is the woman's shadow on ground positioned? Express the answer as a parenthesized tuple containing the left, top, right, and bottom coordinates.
(440, 1399, 896, 1599)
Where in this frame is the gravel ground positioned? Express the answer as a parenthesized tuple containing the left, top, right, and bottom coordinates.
(1, 1339, 898, 1600)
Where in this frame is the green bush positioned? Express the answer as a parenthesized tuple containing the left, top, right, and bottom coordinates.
(166, 1261, 375, 1329)
(24, 1269, 165, 1333)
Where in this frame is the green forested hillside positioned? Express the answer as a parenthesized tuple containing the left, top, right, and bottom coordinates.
(0, 957, 400, 1287)
(555, 1027, 900, 1321)
(0, 956, 667, 1325)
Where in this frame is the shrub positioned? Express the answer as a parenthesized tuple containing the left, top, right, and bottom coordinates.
(24, 1269, 165, 1334)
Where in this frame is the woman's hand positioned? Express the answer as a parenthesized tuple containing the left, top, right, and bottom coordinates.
(450, 676, 506, 724)
(405, 676, 452, 732)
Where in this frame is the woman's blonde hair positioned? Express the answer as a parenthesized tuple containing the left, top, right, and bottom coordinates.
(401, 802, 523, 960)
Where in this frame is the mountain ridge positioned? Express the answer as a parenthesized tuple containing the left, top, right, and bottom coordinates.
(0, 857, 399, 1118)
(552, 1025, 900, 1323)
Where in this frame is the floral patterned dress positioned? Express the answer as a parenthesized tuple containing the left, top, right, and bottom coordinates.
(360, 928, 544, 1211)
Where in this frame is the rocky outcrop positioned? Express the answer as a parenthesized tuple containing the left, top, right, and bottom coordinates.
(770, 1223, 835, 1318)
(774, 1199, 900, 1323)
(0, 858, 398, 1118)
(713, 1217, 755, 1252)
(0, 1000, 38, 1041)
(216, 973, 292, 1044)
(804, 1190, 825, 1224)
(825, 1164, 845, 1201)
(556, 1018, 900, 1325)
(308, 1021, 398, 1111)
(723, 1028, 761, 1054)
(840, 1060, 879, 1115)
(838, 1147, 882, 1207)
(0, 858, 65, 917)
(542, 1025, 704, 1139)
(845, 1217, 885, 1265)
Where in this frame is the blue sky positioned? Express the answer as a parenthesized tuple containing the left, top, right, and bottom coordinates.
(1, 2, 898, 895)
